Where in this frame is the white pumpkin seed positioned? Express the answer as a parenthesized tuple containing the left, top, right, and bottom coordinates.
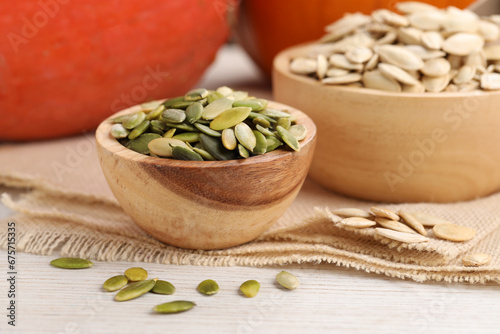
(290, 57, 317, 75)
(332, 208, 371, 218)
(433, 223, 476, 242)
(374, 45, 424, 70)
(422, 74, 450, 93)
(462, 253, 492, 267)
(345, 47, 374, 64)
(375, 228, 430, 243)
(371, 206, 400, 221)
(363, 70, 401, 92)
(442, 33, 484, 56)
(453, 65, 476, 85)
(322, 73, 362, 85)
(339, 217, 376, 228)
(329, 54, 364, 71)
(421, 58, 451, 77)
(378, 63, 419, 85)
(421, 31, 443, 50)
(375, 217, 418, 234)
(398, 211, 427, 236)
(480, 73, 500, 90)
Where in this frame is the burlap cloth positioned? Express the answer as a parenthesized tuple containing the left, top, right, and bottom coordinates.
(0, 127, 499, 284)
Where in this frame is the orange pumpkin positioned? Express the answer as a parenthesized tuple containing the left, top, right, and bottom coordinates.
(0, 0, 233, 141)
(235, 0, 477, 76)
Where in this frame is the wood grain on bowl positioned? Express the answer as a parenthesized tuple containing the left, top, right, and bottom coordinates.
(96, 102, 316, 250)
(273, 44, 500, 203)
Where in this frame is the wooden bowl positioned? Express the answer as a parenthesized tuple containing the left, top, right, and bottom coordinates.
(95, 101, 316, 250)
(273, 43, 500, 203)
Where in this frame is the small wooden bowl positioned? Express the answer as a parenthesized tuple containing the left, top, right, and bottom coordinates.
(95, 101, 316, 250)
(273, 43, 500, 203)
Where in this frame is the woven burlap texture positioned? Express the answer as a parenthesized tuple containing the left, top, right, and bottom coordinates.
(0, 135, 499, 283)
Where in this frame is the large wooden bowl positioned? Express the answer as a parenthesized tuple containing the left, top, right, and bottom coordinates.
(95, 101, 316, 250)
(273, 44, 500, 203)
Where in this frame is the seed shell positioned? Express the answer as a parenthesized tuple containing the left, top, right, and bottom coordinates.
(433, 224, 476, 242)
(115, 278, 158, 301)
(339, 217, 376, 228)
(103, 275, 128, 292)
(371, 207, 400, 221)
(240, 280, 260, 298)
(197, 279, 219, 295)
(375, 228, 430, 243)
(153, 301, 196, 314)
(375, 217, 418, 234)
(50, 257, 93, 269)
(462, 253, 492, 267)
(276, 271, 300, 290)
(332, 208, 371, 218)
(398, 211, 427, 236)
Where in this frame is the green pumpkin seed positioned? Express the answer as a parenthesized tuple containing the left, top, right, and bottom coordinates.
(128, 120, 150, 140)
(141, 100, 163, 110)
(150, 120, 167, 131)
(201, 97, 233, 120)
(146, 105, 165, 120)
(255, 124, 277, 137)
(153, 301, 196, 314)
(210, 107, 252, 131)
(276, 118, 291, 130)
(127, 133, 161, 154)
(240, 280, 260, 298)
(200, 134, 237, 160)
(235, 122, 256, 151)
(50, 257, 93, 269)
(252, 130, 267, 155)
(196, 119, 211, 125)
(207, 91, 224, 104)
(112, 114, 133, 123)
(171, 145, 203, 161)
(185, 88, 209, 101)
(162, 96, 185, 108)
(248, 112, 276, 124)
(233, 98, 268, 111)
(266, 136, 283, 152)
(149, 126, 164, 135)
(288, 124, 307, 141)
(227, 90, 248, 100)
(161, 109, 186, 123)
(103, 275, 128, 292)
(221, 128, 237, 150)
(197, 279, 219, 295)
(238, 144, 250, 158)
(276, 126, 300, 152)
(123, 112, 146, 129)
(170, 101, 195, 109)
(124, 267, 148, 281)
(111, 124, 130, 138)
(259, 108, 291, 119)
(164, 122, 197, 131)
(252, 117, 271, 128)
(216, 86, 233, 96)
(151, 280, 176, 295)
(148, 138, 190, 157)
(115, 278, 157, 301)
(163, 128, 176, 138)
(172, 132, 200, 143)
(193, 147, 216, 161)
(276, 271, 300, 290)
(194, 123, 222, 137)
(185, 102, 204, 124)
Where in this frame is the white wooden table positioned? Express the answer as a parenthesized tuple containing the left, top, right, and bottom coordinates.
(1, 45, 499, 334)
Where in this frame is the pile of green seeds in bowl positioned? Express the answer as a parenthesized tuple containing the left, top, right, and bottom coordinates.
(110, 87, 308, 161)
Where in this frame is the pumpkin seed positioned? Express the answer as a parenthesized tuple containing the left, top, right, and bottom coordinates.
(164, 122, 197, 132)
(103, 275, 128, 292)
(163, 128, 176, 138)
(326, 68, 350, 77)
(396, 1, 439, 14)
(238, 144, 250, 158)
(210, 107, 252, 131)
(199, 133, 237, 160)
(480, 73, 500, 90)
(252, 130, 267, 155)
(421, 31, 443, 50)
(123, 112, 146, 129)
(185, 102, 204, 124)
(290, 57, 317, 74)
(276, 271, 299, 290)
(329, 54, 364, 71)
(124, 267, 148, 281)
(153, 301, 196, 314)
(421, 58, 451, 77)
(398, 211, 427, 236)
(50, 257, 93, 269)
(462, 253, 492, 267)
(276, 117, 291, 130)
(374, 45, 424, 70)
(127, 133, 161, 154)
(240, 280, 260, 298)
(378, 63, 419, 86)
(442, 33, 485, 56)
(162, 96, 186, 108)
(111, 124, 130, 138)
(252, 116, 271, 128)
(288, 124, 307, 141)
(216, 86, 233, 96)
(172, 145, 203, 161)
(194, 122, 222, 137)
(161, 109, 186, 123)
(256, 124, 277, 138)
(375, 217, 418, 234)
(235, 122, 256, 151)
(221, 128, 237, 150)
(332, 208, 371, 218)
(339, 217, 376, 228)
(148, 138, 190, 157)
(197, 279, 219, 295)
(258, 108, 291, 119)
(345, 46, 374, 64)
(422, 74, 450, 92)
(233, 99, 268, 111)
(408, 213, 449, 227)
(248, 111, 276, 124)
(150, 120, 167, 131)
(172, 132, 200, 143)
(185, 88, 208, 101)
(316, 54, 328, 79)
(371, 207, 400, 221)
(276, 126, 300, 152)
(170, 100, 195, 109)
(192, 147, 216, 161)
(433, 223, 476, 242)
(322, 74, 362, 85)
(128, 120, 150, 140)
(207, 91, 224, 104)
(375, 227, 430, 243)
(115, 278, 157, 301)
(363, 70, 401, 92)
(266, 136, 283, 152)
(151, 279, 176, 295)
(227, 90, 249, 101)
(146, 105, 165, 120)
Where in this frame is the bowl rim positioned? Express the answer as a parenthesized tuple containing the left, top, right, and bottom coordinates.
(95, 99, 317, 168)
(273, 42, 500, 99)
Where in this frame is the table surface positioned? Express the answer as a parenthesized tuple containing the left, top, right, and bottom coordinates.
(1, 45, 499, 334)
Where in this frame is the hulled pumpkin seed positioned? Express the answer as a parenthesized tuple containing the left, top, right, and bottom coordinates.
(170, 100, 196, 109)
(210, 107, 252, 131)
(123, 112, 146, 129)
(164, 122, 197, 131)
(216, 86, 233, 96)
(163, 128, 176, 138)
(201, 97, 233, 120)
(277, 126, 300, 151)
(252, 117, 271, 128)
(115, 278, 157, 301)
(128, 120, 150, 140)
(148, 138, 190, 157)
(259, 109, 291, 119)
(194, 122, 222, 137)
(161, 109, 186, 123)
(103, 275, 128, 292)
(150, 120, 167, 131)
(111, 124, 130, 139)
(185, 102, 204, 124)
(235, 122, 256, 151)
(207, 91, 224, 104)
(162, 96, 185, 108)
(151, 280, 176, 295)
(146, 105, 165, 120)
(266, 136, 282, 152)
(193, 147, 216, 161)
(200, 134, 237, 160)
(124, 267, 148, 281)
(153, 301, 196, 314)
(50, 257, 93, 269)
(127, 133, 161, 154)
(288, 124, 307, 141)
(276, 271, 300, 290)
(233, 98, 268, 111)
(185, 88, 208, 101)
(197, 279, 219, 295)
(240, 280, 260, 298)
(221, 128, 237, 150)
(171, 145, 203, 161)
(252, 130, 267, 155)
(276, 118, 291, 130)
(172, 132, 200, 143)
(238, 144, 250, 158)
